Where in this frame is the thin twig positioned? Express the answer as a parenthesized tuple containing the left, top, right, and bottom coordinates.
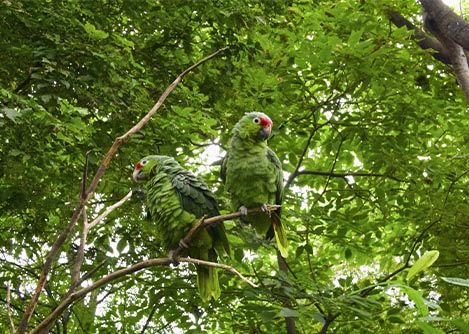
(71, 208, 88, 290)
(7, 283, 15, 334)
(179, 257, 258, 288)
(295, 170, 405, 182)
(88, 190, 133, 230)
(16, 47, 228, 334)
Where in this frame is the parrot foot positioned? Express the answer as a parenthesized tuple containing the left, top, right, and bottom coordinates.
(261, 203, 271, 217)
(168, 249, 179, 264)
(168, 239, 190, 263)
(179, 239, 190, 249)
(239, 206, 249, 216)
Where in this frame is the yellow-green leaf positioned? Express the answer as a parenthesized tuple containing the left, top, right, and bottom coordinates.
(83, 22, 109, 40)
(408, 250, 439, 280)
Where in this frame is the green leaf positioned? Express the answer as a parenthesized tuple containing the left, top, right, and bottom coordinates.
(441, 276, 469, 287)
(83, 22, 109, 40)
(388, 316, 405, 323)
(279, 308, 299, 318)
(309, 312, 325, 324)
(400, 286, 429, 316)
(348, 28, 364, 46)
(452, 319, 469, 333)
(416, 321, 445, 334)
(408, 250, 439, 279)
(261, 311, 276, 323)
(3, 108, 21, 123)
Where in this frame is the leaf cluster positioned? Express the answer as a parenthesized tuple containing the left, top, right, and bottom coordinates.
(2, 0, 469, 333)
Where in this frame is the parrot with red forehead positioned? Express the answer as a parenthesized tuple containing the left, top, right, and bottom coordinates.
(133, 155, 230, 302)
(221, 112, 288, 258)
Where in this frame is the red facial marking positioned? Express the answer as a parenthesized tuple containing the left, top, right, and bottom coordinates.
(136, 162, 142, 169)
(260, 117, 272, 127)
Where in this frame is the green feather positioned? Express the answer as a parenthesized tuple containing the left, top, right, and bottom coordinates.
(134, 155, 230, 301)
(222, 112, 289, 257)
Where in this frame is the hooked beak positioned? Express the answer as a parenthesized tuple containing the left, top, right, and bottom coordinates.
(258, 124, 272, 140)
(133, 169, 145, 182)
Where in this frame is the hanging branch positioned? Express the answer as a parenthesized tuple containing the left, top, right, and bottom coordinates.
(27, 201, 269, 334)
(16, 46, 229, 334)
(29, 255, 257, 334)
(7, 283, 15, 334)
(27, 203, 271, 334)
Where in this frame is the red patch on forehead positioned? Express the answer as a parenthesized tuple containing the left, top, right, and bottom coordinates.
(260, 117, 272, 127)
(136, 162, 142, 169)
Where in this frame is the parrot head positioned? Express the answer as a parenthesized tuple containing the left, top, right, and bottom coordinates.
(133, 155, 171, 182)
(233, 112, 273, 141)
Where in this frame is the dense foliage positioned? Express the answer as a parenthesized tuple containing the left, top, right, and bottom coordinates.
(2, 0, 469, 333)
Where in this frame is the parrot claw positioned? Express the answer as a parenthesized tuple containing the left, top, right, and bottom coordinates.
(168, 249, 179, 264)
(239, 206, 248, 216)
(168, 239, 190, 264)
(179, 239, 190, 249)
(261, 203, 271, 217)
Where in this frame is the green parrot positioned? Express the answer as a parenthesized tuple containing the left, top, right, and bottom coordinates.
(221, 112, 289, 258)
(133, 155, 230, 302)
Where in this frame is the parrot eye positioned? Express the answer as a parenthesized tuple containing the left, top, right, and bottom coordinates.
(253, 117, 260, 124)
(140, 159, 148, 166)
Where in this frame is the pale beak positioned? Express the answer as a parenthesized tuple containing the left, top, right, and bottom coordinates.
(258, 124, 272, 140)
(133, 169, 144, 182)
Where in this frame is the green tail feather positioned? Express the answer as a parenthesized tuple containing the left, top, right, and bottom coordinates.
(196, 265, 220, 302)
(272, 214, 289, 258)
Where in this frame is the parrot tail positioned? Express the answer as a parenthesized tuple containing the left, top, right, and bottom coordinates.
(272, 213, 289, 258)
(196, 249, 221, 302)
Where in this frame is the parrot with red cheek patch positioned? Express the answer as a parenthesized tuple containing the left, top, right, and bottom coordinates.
(133, 155, 230, 302)
(221, 112, 288, 258)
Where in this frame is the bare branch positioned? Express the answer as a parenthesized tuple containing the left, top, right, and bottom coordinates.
(7, 283, 15, 334)
(418, 0, 469, 102)
(442, 39, 469, 102)
(180, 257, 258, 288)
(295, 170, 405, 182)
(17, 46, 229, 334)
(421, 0, 469, 50)
(386, 10, 452, 65)
(171, 204, 281, 258)
(88, 190, 133, 230)
(71, 208, 88, 290)
(29, 255, 255, 334)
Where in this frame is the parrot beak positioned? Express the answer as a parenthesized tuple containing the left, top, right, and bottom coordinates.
(133, 169, 144, 182)
(258, 123, 272, 140)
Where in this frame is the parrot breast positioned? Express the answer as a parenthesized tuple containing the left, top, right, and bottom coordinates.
(224, 144, 277, 209)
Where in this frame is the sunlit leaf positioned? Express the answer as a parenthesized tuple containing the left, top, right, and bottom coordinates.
(408, 250, 440, 279)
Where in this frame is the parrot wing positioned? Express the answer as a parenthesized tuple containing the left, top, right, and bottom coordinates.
(220, 152, 228, 184)
(171, 170, 230, 257)
(267, 147, 284, 210)
(172, 171, 218, 217)
(266, 147, 289, 258)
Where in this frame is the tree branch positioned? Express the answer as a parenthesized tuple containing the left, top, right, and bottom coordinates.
(88, 190, 133, 230)
(181, 257, 258, 288)
(16, 46, 229, 334)
(29, 255, 255, 334)
(7, 283, 15, 334)
(419, 0, 469, 102)
(386, 10, 452, 65)
(171, 205, 280, 258)
(295, 170, 405, 182)
(420, 0, 469, 50)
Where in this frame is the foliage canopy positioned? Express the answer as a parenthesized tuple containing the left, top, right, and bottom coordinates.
(2, 0, 469, 333)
